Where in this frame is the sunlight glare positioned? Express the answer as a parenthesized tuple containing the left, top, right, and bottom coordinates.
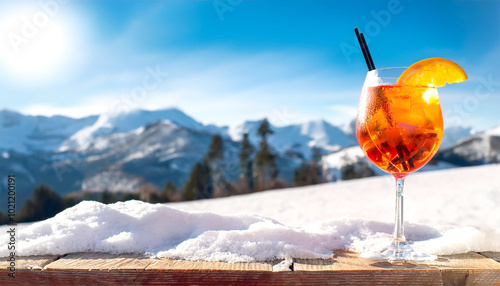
(0, 5, 74, 83)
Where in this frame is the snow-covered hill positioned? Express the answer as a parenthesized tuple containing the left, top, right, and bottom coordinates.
(2, 164, 499, 261)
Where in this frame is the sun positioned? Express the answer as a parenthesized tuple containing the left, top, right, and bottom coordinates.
(0, 4, 74, 83)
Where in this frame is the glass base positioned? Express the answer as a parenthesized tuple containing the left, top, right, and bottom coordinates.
(360, 240, 436, 263)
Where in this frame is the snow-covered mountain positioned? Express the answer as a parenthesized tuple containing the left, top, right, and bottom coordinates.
(228, 119, 355, 159)
(0, 109, 97, 154)
(436, 125, 500, 165)
(78, 120, 242, 192)
(342, 118, 357, 139)
(0, 113, 300, 208)
(440, 125, 477, 149)
(77, 119, 299, 192)
(59, 108, 224, 151)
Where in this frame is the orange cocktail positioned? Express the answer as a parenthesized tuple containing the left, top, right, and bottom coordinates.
(354, 58, 466, 262)
(356, 84, 443, 176)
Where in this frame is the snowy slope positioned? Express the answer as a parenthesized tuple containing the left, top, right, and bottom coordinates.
(0, 109, 97, 154)
(2, 164, 499, 261)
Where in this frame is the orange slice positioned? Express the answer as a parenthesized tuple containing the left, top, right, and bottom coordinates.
(397, 58, 468, 87)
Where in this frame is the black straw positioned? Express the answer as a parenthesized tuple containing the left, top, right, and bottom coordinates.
(354, 28, 376, 71)
(360, 33, 375, 70)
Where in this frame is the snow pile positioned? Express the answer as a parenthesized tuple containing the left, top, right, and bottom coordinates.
(2, 164, 499, 262)
(0, 200, 353, 262)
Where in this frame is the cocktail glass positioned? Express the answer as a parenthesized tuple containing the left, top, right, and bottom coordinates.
(356, 67, 442, 262)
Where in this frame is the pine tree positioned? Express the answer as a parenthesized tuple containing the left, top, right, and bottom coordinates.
(293, 147, 324, 187)
(311, 147, 324, 182)
(254, 119, 278, 191)
(99, 190, 118, 204)
(121, 192, 140, 201)
(162, 181, 179, 202)
(239, 132, 254, 192)
(61, 195, 82, 209)
(293, 164, 309, 187)
(197, 160, 212, 199)
(257, 119, 273, 139)
(18, 185, 64, 223)
(206, 135, 224, 163)
(206, 135, 225, 196)
(183, 161, 212, 200)
(0, 211, 9, 225)
(183, 163, 201, 200)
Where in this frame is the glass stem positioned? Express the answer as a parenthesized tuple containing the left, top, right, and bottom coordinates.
(394, 176, 406, 243)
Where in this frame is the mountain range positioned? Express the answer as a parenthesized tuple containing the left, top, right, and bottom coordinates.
(0, 108, 497, 209)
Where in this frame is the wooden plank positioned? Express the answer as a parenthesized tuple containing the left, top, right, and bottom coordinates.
(427, 252, 500, 270)
(466, 269, 500, 286)
(0, 255, 59, 270)
(293, 250, 443, 285)
(43, 252, 156, 271)
(295, 251, 500, 285)
(109, 253, 156, 271)
(147, 258, 273, 271)
(295, 251, 500, 271)
(9, 253, 158, 286)
(295, 250, 435, 271)
(432, 253, 500, 285)
(295, 250, 382, 271)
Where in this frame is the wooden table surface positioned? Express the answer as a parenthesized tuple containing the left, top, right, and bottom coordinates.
(1, 251, 499, 285)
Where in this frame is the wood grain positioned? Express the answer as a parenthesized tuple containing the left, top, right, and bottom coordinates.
(146, 258, 273, 271)
(0, 255, 59, 270)
(44, 252, 156, 271)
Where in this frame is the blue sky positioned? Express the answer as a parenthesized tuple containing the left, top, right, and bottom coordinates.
(0, 0, 499, 130)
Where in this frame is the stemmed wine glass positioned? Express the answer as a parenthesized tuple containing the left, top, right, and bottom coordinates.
(356, 67, 443, 261)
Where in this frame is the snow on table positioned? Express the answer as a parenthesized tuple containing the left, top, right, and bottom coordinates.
(1, 164, 499, 262)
